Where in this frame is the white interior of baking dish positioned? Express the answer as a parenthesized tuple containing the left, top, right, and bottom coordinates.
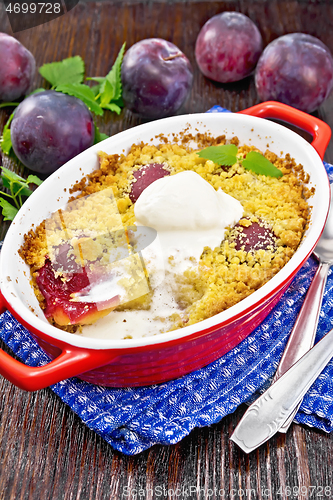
(0, 112, 330, 349)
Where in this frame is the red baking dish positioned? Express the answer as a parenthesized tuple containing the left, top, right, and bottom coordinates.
(0, 101, 331, 391)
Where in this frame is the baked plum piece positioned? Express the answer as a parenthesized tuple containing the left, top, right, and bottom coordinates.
(229, 219, 278, 253)
(35, 250, 119, 327)
(129, 163, 170, 202)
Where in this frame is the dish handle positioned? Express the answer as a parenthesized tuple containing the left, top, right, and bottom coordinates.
(238, 101, 331, 160)
(0, 293, 119, 391)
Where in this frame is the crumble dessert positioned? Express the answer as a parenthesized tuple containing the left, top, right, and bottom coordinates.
(19, 134, 313, 339)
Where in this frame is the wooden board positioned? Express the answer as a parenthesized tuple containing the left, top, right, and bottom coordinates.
(1, 1, 333, 498)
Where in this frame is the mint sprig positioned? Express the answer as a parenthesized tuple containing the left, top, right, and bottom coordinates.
(242, 151, 283, 177)
(94, 126, 109, 144)
(88, 42, 126, 115)
(0, 167, 43, 221)
(0, 112, 15, 155)
(39, 55, 85, 87)
(55, 83, 104, 116)
(197, 144, 283, 178)
(1, 43, 126, 163)
(197, 144, 238, 166)
(38, 45, 126, 119)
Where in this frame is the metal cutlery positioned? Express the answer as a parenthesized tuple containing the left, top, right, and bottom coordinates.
(231, 185, 333, 450)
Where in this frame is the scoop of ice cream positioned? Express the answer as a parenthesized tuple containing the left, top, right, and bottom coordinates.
(134, 170, 243, 231)
(134, 171, 244, 268)
(82, 172, 244, 339)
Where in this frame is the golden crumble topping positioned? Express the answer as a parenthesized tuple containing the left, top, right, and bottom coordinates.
(19, 135, 313, 335)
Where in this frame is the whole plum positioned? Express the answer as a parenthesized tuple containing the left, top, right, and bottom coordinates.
(0, 33, 36, 102)
(121, 38, 193, 119)
(195, 12, 263, 83)
(11, 90, 95, 175)
(255, 33, 333, 113)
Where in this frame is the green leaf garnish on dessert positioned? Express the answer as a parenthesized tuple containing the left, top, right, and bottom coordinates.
(197, 144, 238, 166)
(197, 144, 283, 178)
(242, 151, 283, 177)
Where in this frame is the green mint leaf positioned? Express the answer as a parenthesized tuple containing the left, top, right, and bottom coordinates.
(1, 176, 11, 191)
(0, 198, 18, 221)
(12, 183, 32, 198)
(86, 77, 105, 85)
(94, 125, 109, 144)
(39, 56, 85, 87)
(102, 102, 122, 115)
(104, 42, 126, 102)
(26, 175, 43, 186)
(1, 167, 42, 207)
(0, 112, 14, 155)
(197, 144, 238, 166)
(0, 168, 43, 221)
(90, 84, 101, 97)
(197, 145, 283, 178)
(0, 166, 24, 184)
(55, 83, 103, 116)
(29, 88, 45, 95)
(88, 42, 126, 109)
(100, 79, 114, 107)
(242, 151, 283, 178)
(0, 128, 12, 155)
(113, 96, 124, 108)
(0, 102, 19, 109)
(1, 168, 31, 197)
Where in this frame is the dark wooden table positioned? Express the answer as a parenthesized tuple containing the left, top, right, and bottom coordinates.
(1, 1, 333, 498)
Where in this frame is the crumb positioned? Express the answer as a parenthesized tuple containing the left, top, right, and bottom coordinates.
(19, 134, 313, 334)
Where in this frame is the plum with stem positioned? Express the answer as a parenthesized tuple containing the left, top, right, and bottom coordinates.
(122, 38, 193, 119)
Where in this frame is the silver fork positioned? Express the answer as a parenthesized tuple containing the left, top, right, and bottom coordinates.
(230, 186, 333, 450)
(273, 187, 333, 432)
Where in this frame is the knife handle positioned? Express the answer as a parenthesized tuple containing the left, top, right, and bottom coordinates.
(274, 261, 330, 432)
(230, 326, 333, 453)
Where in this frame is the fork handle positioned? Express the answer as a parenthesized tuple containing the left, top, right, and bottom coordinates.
(276, 260, 330, 432)
(275, 260, 330, 381)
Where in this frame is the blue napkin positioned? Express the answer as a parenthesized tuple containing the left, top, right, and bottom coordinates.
(1, 107, 333, 456)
